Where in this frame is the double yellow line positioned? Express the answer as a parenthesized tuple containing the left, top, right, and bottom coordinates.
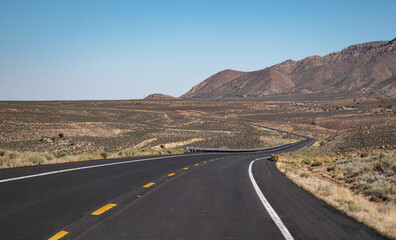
(49, 159, 216, 239)
(49, 203, 118, 239)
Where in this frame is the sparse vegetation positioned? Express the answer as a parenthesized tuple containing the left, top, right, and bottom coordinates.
(278, 148, 396, 238)
(299, 172, 310, 178)
(28, 154, 44, 165)
(100, 152, 108, 159)
(55, 149, 70, 158)
(302, 158, 312, 165)
(0, 97, 394, 237)
(311, 159, 323, 167)
(0, 147, 186, 169)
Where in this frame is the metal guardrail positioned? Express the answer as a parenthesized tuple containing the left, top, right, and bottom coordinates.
(186, 123, 316, 153)
(186, 143, 292, 153)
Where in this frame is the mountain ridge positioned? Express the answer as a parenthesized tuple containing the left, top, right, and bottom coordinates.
(182, 39, 396, 98)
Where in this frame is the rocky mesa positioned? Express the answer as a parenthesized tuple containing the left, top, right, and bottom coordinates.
(182, 38, 396, 98)
(144, 93, 176, 100)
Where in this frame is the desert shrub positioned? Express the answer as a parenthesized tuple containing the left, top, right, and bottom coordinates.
(360, 164, 373, 174)
(28, 154, 44, 165)
(100, 152, 107, 159)
(342, 165, 361, 178)
(347, 201, 361, 212)
(118, 152, 123, 156)
(373, 158, 392, 173)
(391, 164, 396, 175)
(0, 157, 10, 166)
(44, 153, 53, 161)
(359, 174, 380, 184)
(0, 149, 5, 157)
(50, 137, 56, 142)
(319, 184, 332, 197)
(302, 158, 312, 165)
(377, 204, 396, 213)
(354, 179, 396, 202)
(312, 160, 323, 167)
(299, 172, 310, 178)
(316, 183, 331, 196)
(333, 170, 344, 180)
(360, 152, 369, 158)
(58, 133, 64, 138)
(327, 164, 336, 172)
(160, 144, 165, 149)
(281, 164, 297, 174)
(322, 156, 331, 162)
(55, 149, 70, 158)
(9, 152, 17, 159)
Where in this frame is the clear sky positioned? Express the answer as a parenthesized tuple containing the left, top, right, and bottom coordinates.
(1, 0, 395, 100)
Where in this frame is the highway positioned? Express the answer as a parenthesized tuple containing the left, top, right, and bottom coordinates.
(0, 139, 388, 240)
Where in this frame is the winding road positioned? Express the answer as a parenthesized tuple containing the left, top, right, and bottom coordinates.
(0, 139, 388, 239)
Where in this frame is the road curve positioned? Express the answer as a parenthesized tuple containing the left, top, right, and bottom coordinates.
(0, 140, 388, 240)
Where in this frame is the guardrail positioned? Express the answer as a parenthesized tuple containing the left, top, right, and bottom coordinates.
(187, 143, 292, 153)
(186, 123, 316, 153)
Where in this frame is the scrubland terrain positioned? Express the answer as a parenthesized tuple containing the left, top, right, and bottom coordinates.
(0, 99, 296, 168)
(0, 96, 395, 237)
(0, 96, 394, 165)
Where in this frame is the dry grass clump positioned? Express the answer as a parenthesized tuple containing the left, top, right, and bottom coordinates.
(278, 148, 396, 239)
(281, 148, 396, 202)
(277, 161, 396, 239)
(0, 147, 185, 169)
(330, 151, 396, 202)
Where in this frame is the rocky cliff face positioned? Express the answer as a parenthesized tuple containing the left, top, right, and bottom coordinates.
(182, 39, 396, 98)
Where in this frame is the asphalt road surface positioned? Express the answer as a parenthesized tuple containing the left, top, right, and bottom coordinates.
(0, 139, 388, 240)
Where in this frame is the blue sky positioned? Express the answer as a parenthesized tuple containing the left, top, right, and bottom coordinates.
(1, 0, 395, 100)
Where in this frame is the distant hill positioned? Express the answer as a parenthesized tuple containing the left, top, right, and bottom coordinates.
(144, 93, 176, 100)
(182, 70, 245, 98)
(182, 38, 396, 98)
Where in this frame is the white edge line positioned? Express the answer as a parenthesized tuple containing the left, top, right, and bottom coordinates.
(0, 153, 216, 184)
(248, 159, 294, 240)
(0, 140, 315, 184)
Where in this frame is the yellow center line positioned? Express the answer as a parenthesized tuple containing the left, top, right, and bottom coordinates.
(143, 182, 155, 188)
(48, 231, 68, 240)
(183, 167, 189, 170)
(168, 173, 175, 176)
(203, 161, 207, 163)
(194, 164, 199, 166)
(91, 203, 117, 216)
